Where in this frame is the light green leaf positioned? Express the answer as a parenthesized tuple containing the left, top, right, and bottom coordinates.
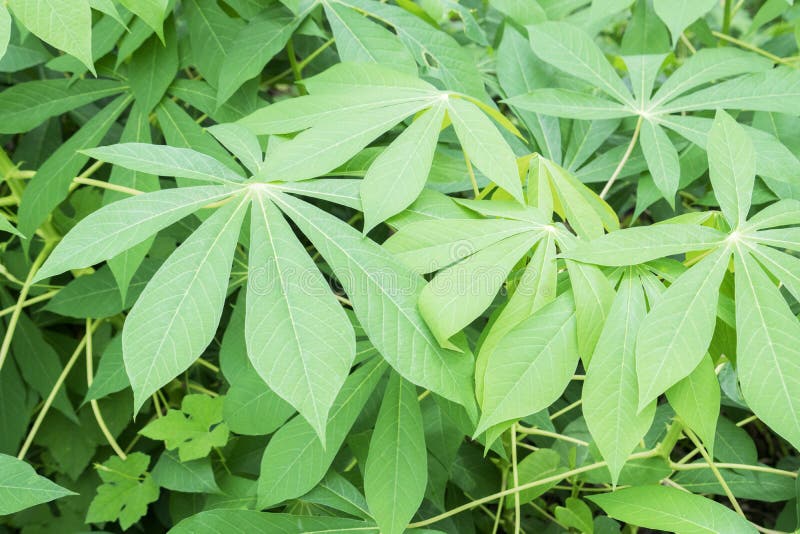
(639, 119, 680, 204)
(0, 454, 75, 515)
(257, 358, 387, 508)
(325, 2, 416, 74)
(272, 179, 362, 210)
(361, 102, 444, 232)
(84, 336, 129, 403)
(476, 292, 578, 435)
(636, 246, 730, 410)
(8, 0, 94, 73)
(183, 0, 242, 85)
(563, 224, 728, 266)
(270, 191, 476, 413)
(140, 395, 230, 461)
(707, 110, 756, 229)
(365, 374, 426, 534)
(0, 6, 11, 60)
(84, 143, 246, 184)
(749, 243, 800, 304)
(744, 199, 800, 231)
(207, 123, 263, 175)
(35, 185, 237, 281)
(217, 4, 300, 104)
(151, 451, 221, 494)
(128, 22, 178, 112)
(734, 248, 800, 450)
(124, 196, 248, 413)
(447, 97, 524, 203)
(653, 0, 717, 44)
(86, 453, 159, 530)
(420, 231, 539, 349)
(624, 54, 666, 106)
(246, 192, 354, 441)
(584, 272, 654, 484)
(0, 214, 23, 238)
(119, 0, 169, 41)
(752, 228, 800, 253)
(565, 258, 616, 361)
(507, 89, 634, 119)
(514, 449, 565, 503)
(589, 485, 757, 534)
(527, 21, 633, 105)
(302, 61, 437, 94)
(666, 353, 720, 454)
(170, 511, 377, 534)
(258, 100, 432, 182)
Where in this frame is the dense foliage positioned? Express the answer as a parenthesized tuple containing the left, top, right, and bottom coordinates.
(1, 0, 800, 532)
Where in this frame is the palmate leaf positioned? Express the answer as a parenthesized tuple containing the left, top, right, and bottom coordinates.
(86, 453, 159, 530)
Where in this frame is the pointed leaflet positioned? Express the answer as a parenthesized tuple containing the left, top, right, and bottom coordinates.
(268, 191, 475, 412)
(18, 94, 131, 240)
(589, 485, 757, 534)
(364, 373, 426, 534)
(750, 243, 800, 304)
(257, 358, 387, 508)
(128, 20, 178, 112)
(506, 89, 634, 120)
(207, 123, 263, 175)
(639, 120, 680, 204)
(124, 197, 248, 413)
(708, 110, 756, 229)
(0, 6, 9, 59)
(420, 231, 538, 349)
(35, 186, 237, 282)
(83, 143, 246, 184)
(583, 271, 654, 484)
(258, 100, 433, 182)
(447, 97, 524, 203)
(476, 292, 579, 435)
(744, 199, 800, 231)
(361, 102, 444, 232)
(566, 258, 617, 361)
(624, 55, 665, 107)
(183, 0, 242, 85)
(217, 4, 300, 104)
(119, 0, 169, 41)
(734, 248, 800, 450)
(8, 0, 94, 73)
(527, 22, 633, 106)
(653, 0, 717, 45)
(324, 2, 416, 74)
(636, 246, 730, 410)
(0, 454, 75, 515)
(666, 353, 720, 454)
(246, 192, 354, 441)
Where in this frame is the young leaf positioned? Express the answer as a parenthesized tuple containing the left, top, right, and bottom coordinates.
(0, 454, 74, 515)
(364, 373, 427, 534)
(636, 246, 730, 410)
(639, 120, 680, 204)
(707, 110, 756, 229)
(207, 123, 263, 175)
(666, 353, 720, 454)
(361, 102, 445, 232)
(123, 196, 248, 413)
(86, 453, 159, 530)
(246, 192, 355, 441)
(589, 485, 757, 533)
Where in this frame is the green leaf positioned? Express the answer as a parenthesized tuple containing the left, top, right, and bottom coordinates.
(324, 2, 416, 74)
(140, 395, 229, 461)
(86, 453, 159, 530)
(36, 185, 237, 281)
(476, 292, 578, 435)
(653, 0, 717, 44)
(183, 0, 242, 86)
(84, 143, 246, 184)
(420, 231, 538, 349)
(84, 336, 129, 403)
(588, 485, 757, 534)
(507, 89, 635, 120)
(0, 5, 11, 60)
(364, 373, 427, 534)
(563, 224, 728, 266)
(0, 453, 74, 515)
(257, 358, 386, 508)
(8, 0, 94, 73)
(207, 123, 263, 175)
(128, 21, 178, 112)
(639, 120, 680, 204)
(527, 21, 633, 105)
(515, 449, 565, 503)
(666, 353, 720, 454)
(0, 214, 22, 237)
(361, 102, 445, 232)
(584, 271, 654, 484)
(246, 192, 355, 440)
(151, 451, 221, 494)
(749, 243, 800, 304)
(217, 4, 300, 104)
(170, 511, 376, 534)
(123, 196, 248, 413)
(744, 199, 800, 231)
(636, 246, 730, 410)
(119, 0, 169, 41)
(734, 248, 800, 450)
(18, 94, 132, 239)
(303, 61, 437, 94)
(447, 97, 524, 203)
(271, 191, 476, 412)
(707, 110, 756, 229)
(258, 100, 432, 182)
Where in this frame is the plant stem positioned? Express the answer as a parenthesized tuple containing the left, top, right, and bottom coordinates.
(17, 321, 100, 459)
(286, 39, 306, 95)
(516, 426, 590, 447)
(684, 427, 744, 516)
(464, 149, 480, 197)
(671, 460, 798, 478)
(711, 31, 795, 66)
(550, 399, 582, 420)
(86, 319, 127, 459)
(722, 0, 732, 36)
(490, 469, 507, 534)
(0, 289, 59, 318)
(511, 425, 521, 534)
(0, 241, 55, 374)
(73, 177, 144, 196)
(600, 115, 643, 199)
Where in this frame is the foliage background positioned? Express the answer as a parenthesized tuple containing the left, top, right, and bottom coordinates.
(1, 0, 800, 532)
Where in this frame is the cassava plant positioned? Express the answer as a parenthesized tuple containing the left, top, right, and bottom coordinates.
(1, 0, 800, 532)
